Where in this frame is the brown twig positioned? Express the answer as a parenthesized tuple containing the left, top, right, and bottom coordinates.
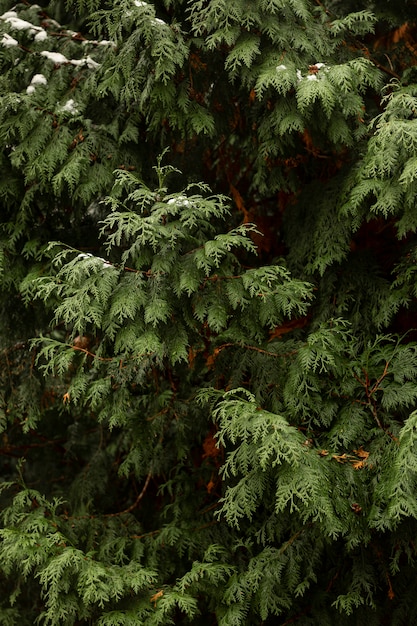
(105, 472, 152, 518)
(71, 345, 114, 361)
(353, 362, 393, 433)
(213, 342, 298, 360)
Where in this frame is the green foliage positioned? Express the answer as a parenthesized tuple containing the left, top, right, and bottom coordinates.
(3, 0, 417, 624)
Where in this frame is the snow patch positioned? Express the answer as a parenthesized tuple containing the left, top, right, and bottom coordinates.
(167, 196, 191, 208)
(84, 55, 100, 69)
(76, 253, 113, 269)
(69, 55, 100, 68)
(82, 39, 116, 48)
(276, 64, 287, 71)
(0, 10, 43, 36)
(40, 50, 100, 69)
(296, 63, 328, 82)
(26, 73, 47, 94)
(31, 73, 47, 85)
(1, 11, 17, 19)
(41, 50, 69, 64)
(60, 99, 78, 114)
(1, 33, 18, 47)
(34, 29, 47, 42)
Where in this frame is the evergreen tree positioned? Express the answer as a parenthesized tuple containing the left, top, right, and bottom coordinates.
(2, 0, 417, 623)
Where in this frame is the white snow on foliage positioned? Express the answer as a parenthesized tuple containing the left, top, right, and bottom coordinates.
(1, 33, 18, 47)
(0, 10, 44, 36)
(60, 99, 78, 114)
(26, 73, 47, 94)
(41, 50, 69, 64)
(167, 196, 191, 208)
(32, 73, 48, 85)
(0, 11, 101, 66)
(34, 29, 47, 42)
(296, 62, 328, 83)
(40, 50, 100, 69)
(73, 55, 100, 69)
(83, 55, 100, 69)
(76, 253, 113, 268)
(82, 38, 115, 48)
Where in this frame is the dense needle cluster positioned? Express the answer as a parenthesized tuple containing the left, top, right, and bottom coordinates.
(2, 0, 417, 624)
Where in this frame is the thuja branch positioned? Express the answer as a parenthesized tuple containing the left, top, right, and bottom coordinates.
(71, 345, 114, 361)
(212, 342, 299, 360)
(67, 473, 154, 521)
(279, 525, 312, 555)
(69, 343, 157, 365)
(369, 360, 390, 395)
(105, 472, 152, 518)
(353, 362, 393, 433)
